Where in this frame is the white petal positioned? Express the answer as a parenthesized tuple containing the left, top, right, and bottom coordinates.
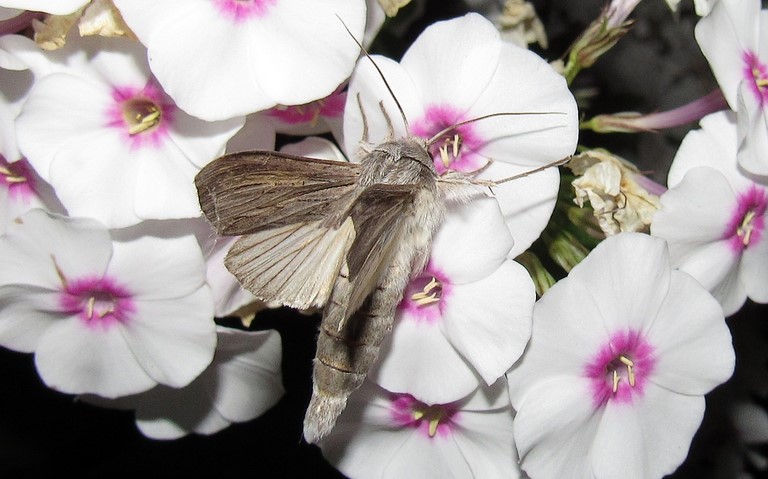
(369, 316, 481, 405)
(736, 83, 768, 175)
(0, 209, 112, 289)
(569, 232, 670, 333)
(35, 317, 156, 397)
(666, 111, 741, 188)
(0, 7, 22, 21)
(115, 0, 366, 121)
(513, 376, 600, 479)
(506, 277, 609, 404)
(119, 288, 216, 388)
(694, 0, 759, 108)
(442, 260, 534, 385)
(400, 13, 502, 110)
(467, 42, 579, 168)
(224, 113, 275, 154)
(646, 270, 735, 395)
(0, 285, 60, 352)
(109, 233, 207, 300)
(0, 0, 88, 15)
(430, 198, 513, 283)
(208, 328, 284, 422)
(741, 233, 768, 303)
(592, 383, 706, 479)
(483, 162, 559, 257)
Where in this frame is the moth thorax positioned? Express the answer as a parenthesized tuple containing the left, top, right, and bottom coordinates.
(361, 137, 438, 186)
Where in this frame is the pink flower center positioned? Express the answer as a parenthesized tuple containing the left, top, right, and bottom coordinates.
(266, 90, 346, 126)
(584, 329, 656, 407)
(105, 81, 175, 150)
(390, 393, 460, 438)
(398, 267, 450, 324)
(743, 50, 768, 107)
(0, 157, 38, 203)
(59, 275, 135, 330)
(410, 104, 485, 175)
(724, 184, 767, 253)
(213, 0, 277, 22)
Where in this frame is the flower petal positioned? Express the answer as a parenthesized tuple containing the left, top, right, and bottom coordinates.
(430, 198, 513, 284)
(592, 383, 706, 479)
(400, 13, 502, 111)
(646, 270, 735, 395)
(569, 233, 671, 333)
(513, 376, 601, 479)
(34, 317, 156, 397)
(442, 260, 534, 385)
(0, 285, 61, 352)
(369, 316, 481, 405)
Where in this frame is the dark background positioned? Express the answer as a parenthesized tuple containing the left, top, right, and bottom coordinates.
(3, 0, 768, 477)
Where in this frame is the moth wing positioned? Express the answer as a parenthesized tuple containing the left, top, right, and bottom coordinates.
(343, 183, 419, 319)
(195, 151, 361, 235)
(225, 218, 357, 310)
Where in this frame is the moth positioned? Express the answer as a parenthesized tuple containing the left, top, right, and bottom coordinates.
(195, 44, 567, 444)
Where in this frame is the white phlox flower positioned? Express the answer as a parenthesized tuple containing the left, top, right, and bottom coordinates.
(368, 198, 535, 404)
(320, 378, 520, 479)
(264, 87, 347, 139)
(112, 0, 367, 121)
(695, 0, 768, 175)
(84, 326, 284, 440)
(651, 111, 768, 316)
(13, 35, 244, 228)
(0, 209, 217, 398)
(0, 0, 89, 15)
(506, 232, 735, 479)
(343, 13, 578, 257)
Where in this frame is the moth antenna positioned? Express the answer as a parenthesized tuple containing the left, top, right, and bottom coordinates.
(470, 155, 573, 186)
(337, 14, 410, 132)
(427, 111, 565, 146)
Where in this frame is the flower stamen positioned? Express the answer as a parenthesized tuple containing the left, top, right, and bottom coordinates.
(737, 210, 757, 245)
(124, 100, 162, 135)
(410, 277, 442, 306)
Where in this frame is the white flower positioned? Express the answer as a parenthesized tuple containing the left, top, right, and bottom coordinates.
(85, 326, 284, 439)
(0, 157, 62, 234)
(112, 0, 367, 121)
(320, 378, 520, 479)
(369, 198, 534, 404)
(651, 111, 768, 316)
(0, 209, 217, 398)
(14, 35, 244, 228)
(343, 13, 578, 257)
(264, 88, 346, 139)
(506, 232, 735, 479)
(0, 0, 88, 15)
(695, 0, 768, 175)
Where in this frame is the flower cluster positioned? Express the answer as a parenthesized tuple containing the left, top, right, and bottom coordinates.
(1, 1, 766, 478)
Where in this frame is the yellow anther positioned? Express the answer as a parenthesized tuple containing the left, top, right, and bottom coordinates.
(612, 369, 620, 393)
(413, 410, 425, 420)
(452, 134, 460, 157)
(0, 166, 12, 175)
(411, 277, 442, 306)
(414, 293, 439, 306)
(5, 175, 27, 183)
(619, 355, 634, 367)
(757, 78, 768, 88)
(738, 210, 756, 246)
(628, 367, 636, 387)
(428, 418, 440, 437)
(439, 145, 451, 168)
(127, 107, 161, 135)
(86, 296, 95, 319)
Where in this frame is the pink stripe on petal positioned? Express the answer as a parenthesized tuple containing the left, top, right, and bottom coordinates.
(212, 0, 278, 22)
(58, 275, 136, 330)
(584, 329, 656, 408)
(266, 90, 347, 125)
(0, 157, 39, 204)
(397, 265, 452, 324)
(742, 50, 768, 107)
(104, 81, 176, 151)
(410, 104, 486, 175)
(389, 393, 460, 439)
(723, 184, 767, 253)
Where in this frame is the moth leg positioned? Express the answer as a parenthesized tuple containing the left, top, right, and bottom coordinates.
(379, 100, 394, 140)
